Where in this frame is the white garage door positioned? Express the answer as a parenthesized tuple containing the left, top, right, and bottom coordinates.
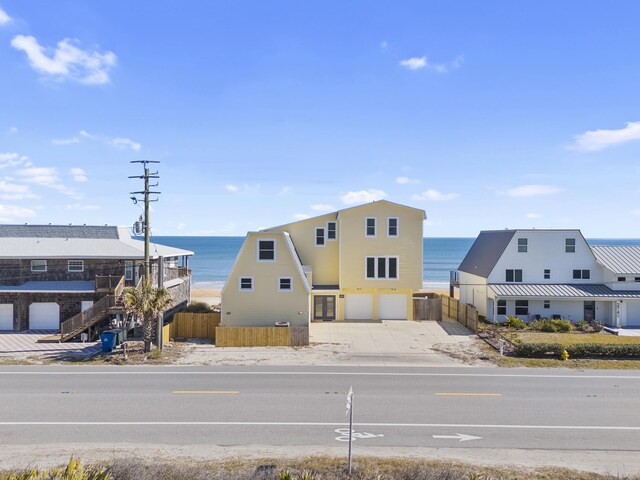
(0, 304, 13, 331)
(345, 294, 373, 320)
(379, 294, 408, 320)
(627, 301, 640, 326)
(29, 302, 60, 330)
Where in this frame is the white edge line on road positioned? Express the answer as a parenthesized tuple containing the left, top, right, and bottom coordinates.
(1, 422, 640, 431)
(1, 371, 640, 379)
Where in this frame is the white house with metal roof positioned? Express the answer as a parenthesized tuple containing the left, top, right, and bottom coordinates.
(0, 225, 193, 334)
(453, 229, 640, 327)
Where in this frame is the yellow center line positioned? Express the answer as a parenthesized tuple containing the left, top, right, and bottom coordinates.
(434, 392, 502, 397)
(173, 390, 240, 395)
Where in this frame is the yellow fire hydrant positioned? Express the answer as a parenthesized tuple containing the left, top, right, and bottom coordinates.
(561, 350, 569, 361)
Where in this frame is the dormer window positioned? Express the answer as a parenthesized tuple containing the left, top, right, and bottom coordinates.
(517, 238, 528, 253)
(565, 238, 576, 253)
(365, 218, 376, 237)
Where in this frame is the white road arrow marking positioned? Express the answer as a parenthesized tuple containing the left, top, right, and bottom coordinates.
(432, 433, 482, 442)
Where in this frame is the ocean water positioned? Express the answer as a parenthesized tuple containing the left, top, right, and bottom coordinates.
(151, 236, 640, 291)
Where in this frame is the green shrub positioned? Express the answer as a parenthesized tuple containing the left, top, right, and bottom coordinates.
(183, 301, 214, 313)
(530, 318, 572, 333)
(591, 321, 604, 332)
(515, 342, 640, 359)
(514, 342, 564, 358)
(505, 316, 526, 330)
(575, 320, 589, 331)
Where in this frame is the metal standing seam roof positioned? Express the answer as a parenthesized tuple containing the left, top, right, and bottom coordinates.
(457, 230, 516, 277)
(490, 283, 640, 299)
(591, 246, 640, 275)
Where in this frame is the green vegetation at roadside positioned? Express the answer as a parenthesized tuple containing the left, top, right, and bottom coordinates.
(510, 332, 640, 345)
(1, 456, 634, 480)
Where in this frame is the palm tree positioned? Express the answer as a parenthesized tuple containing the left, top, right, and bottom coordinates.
(123, 280, 173, 352)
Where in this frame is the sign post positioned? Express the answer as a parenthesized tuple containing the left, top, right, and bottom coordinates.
(346, 385, 354, 475)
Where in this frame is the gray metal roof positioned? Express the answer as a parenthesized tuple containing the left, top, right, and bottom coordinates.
(490, 283, 640, 299)
(0, 280, 95, 292)
(458, 230, 516, 277)
(0, 226, 193, 259)
(591, 246, 640, 275)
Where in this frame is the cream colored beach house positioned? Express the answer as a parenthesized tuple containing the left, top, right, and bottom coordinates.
(221, 200, 426, 326)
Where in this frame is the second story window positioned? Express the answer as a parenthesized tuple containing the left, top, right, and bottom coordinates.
(565, 238, 576, 253)
(257, 239, 275, 261)
(68, 260, 84, 272)
(387, 217, 399, 237)
(517, 238, 528, 252)
(573, 269, 590, 279)
(124, 261, 133, 280)
(278, 277, 292, 291)
(365, 217, 376, 237)
(327, 221, 337, 240)
(315, 228, 325, 246)
(544, 269, 550, 279)
(366, 256, 398, 279)
(239, 276, 253, 291)
(506, 269, 523, 282)
(31, 260, 47, 272)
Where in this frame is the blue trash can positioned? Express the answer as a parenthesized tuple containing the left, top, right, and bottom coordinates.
(100, 331, 117, 353)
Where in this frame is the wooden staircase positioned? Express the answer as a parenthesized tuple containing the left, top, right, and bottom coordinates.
(60, 276, 126, 342)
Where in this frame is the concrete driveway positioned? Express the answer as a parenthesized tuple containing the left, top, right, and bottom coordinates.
(0, 331, 101, 359)
(310, 319, 481, 366)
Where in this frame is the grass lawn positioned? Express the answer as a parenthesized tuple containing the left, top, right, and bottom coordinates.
(510, 331, 640, 345)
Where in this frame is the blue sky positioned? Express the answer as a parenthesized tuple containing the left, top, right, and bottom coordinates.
(1, 1, 639, 238)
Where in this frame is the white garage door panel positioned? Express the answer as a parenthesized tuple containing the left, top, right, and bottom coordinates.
(627, 301, 640, 326)
(379, 294, 408, 320)
(29, 302, 60, 330)
(345, 294, 373, 320)
(0, 304, 13, 331)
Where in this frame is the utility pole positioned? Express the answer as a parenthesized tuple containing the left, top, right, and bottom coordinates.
(129, 160, 160, 284)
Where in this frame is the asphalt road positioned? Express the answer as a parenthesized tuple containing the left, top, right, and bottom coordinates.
(2, 365, 640, 471)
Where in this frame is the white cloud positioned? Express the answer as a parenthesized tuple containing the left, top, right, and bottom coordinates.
(504, 184, 562, 197)
(225, 184, 240, 193)
(340, 189, 388, 205)
(111, 137, 141, 151)
(292, 214, 310, 220)
(17, 166, 79, 198)
(10, 35, 117, 85)
(0, 7, 11, 25)
(7, 126, 18, 134)
(399, 56, 427, 70)
(412, 189, 459, 201)
(0, 152, 31, 169)
(0, 205, 36, 222)
(399, 54, 464, 73)
(310, 203, 335, 212)
(53, 137, 80, 145)
(526, 213, 542, 219)
(70, 167, 87, 182)
(569, 121, 640, 152)
(65, 203, 99, 211)
(396, 176, 419, 185)
(0, 181, 38, 200)
(278, 186, 292, 195)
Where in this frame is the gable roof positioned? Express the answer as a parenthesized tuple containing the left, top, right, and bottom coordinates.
(591, 246, 640, 275)
(0, 225, 193, 259)
(458, 230, 516, 277)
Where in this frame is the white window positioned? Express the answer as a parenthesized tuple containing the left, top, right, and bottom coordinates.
(365, 256, 398, 279)
(565, 238, 576, 253)
(387, 217, 399, 237)
(239, 277, 254, 291)
(497, 299, 506, 315)
(68, 260, 84, 272)
(315, 228, 325, 247)
(515, 300, 529, 316)
(506, 269, 523, 282)
(278, 277, 292, 292)
(544, 300, 550, 309)
(544, 269, 550, 279)
(517, 238, 528, 253)
(327, 221, 337, 240)
(124, 261, 133, 281)
(573, 269, 590, 279)
(257, 239, 276, 262)
(31, 260, 47, 272)
(365, 217, 376, 237)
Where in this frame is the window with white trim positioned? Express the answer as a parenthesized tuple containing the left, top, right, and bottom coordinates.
(124, 261, 133, 281)
(565, 238, 576, 253)
(365, 217, 376, 237)
(366, 256, 398, 279)
(239, 277, 253, 291)
(506, 269, 523, 282)
(257, 239, 275, 261)
(515, 300, 528, 316)
(315, 228, 325, 246)
(517, 238, 528, 252)
(497, 299, 506, 315)
(278, 277, 292, 291)
(573, 269, 590, 279)
(31, 260, 47, 272)
(544, 300, 550, 309)
(327, 221, 337, 240)
(68, 260, 84, 272)
(387, 217, 399, 237)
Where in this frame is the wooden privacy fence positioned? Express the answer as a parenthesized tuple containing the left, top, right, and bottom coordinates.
(215, 326, 310, 347)
(440, 295, 478, 332)
(413, 297, 442, 321)
(163, 312, 220, 344)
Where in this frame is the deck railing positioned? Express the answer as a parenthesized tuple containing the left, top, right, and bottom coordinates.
(96, 275, 125, 293)
(60, 294, 116, 339)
